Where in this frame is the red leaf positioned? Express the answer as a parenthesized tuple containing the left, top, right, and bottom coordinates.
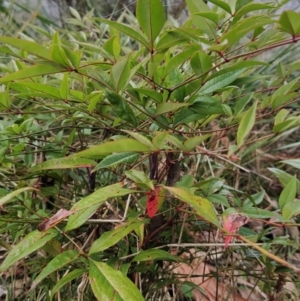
(146, 187, 161, 218)
(223, 213, 249, 248)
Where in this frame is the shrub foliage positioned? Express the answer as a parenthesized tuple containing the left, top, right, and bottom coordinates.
(1, 0, 300, 300)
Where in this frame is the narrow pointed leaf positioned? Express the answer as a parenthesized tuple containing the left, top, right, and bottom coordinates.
(0, 65, 67, 83)
(60, 72, 69, 99)
(279, 11, 300, 36)
(65, 183, 136, 231)
(30, 157, 97, 172)
(31, 250, 79, 289)
(268, 168, 300, 192)
(280, 159, 300, 169)
(105, 89, 137, 126)
(279, 177, 297, 210)
(0, 229, 58, 272)
(198, 69, 245, 95)
(234, 3, 274, 21)
(97, 19, 148, 47)
(73, 138, 151, 159)
(163, 47, 198, 78)
(92, 152, 139, 172)
(125, 169, 154, 190)
(207, 0, 231, 14)
(0, 187, 39, 207)
(51, 32, 72, 67)
(156, 102, 190, 115)
(183, 134, 211, 151)
(89, 260, 123, 301)
(89, 260, 145, 301)
(89, 220, 144, 254)
(111, 55, 131, 92)
(18, 82, 61, 98)
(136, 0, 165, 47)
(0, 36, 52, 60)
(122, 130, 157, 150)
(152, 132, 169, 149)
(237, 100, 257, 147)
(133, 249, 179, 262)
(164, 186, 219, 226)
(51, 269, 86, 300)
(282, 200, 300, 220)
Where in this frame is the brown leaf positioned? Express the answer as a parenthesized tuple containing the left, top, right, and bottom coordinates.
(171, 250, 248, 301)
(37, 209, 73, 232)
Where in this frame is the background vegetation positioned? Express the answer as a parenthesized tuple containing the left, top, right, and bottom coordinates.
(1, 0, 300, 300)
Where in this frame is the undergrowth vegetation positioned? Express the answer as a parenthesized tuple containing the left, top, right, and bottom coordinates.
(1, 0, 300, 300)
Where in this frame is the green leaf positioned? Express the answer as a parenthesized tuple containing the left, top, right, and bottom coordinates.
(273, 118, 299, 133)
(0, 187, 39, 207)
(279, 11, 300, 36)
(282, 200, 300, 220)
(0, 64, 67, 84)
(31, 250, 79, 289)
(97, 19, 148, 48)
(0, 89, 10, 110)
(268, 168, 300, 192)
(64, 48, 82, 69)
(165, 134, 184, 150)
(125, 169, 154, 190)
(156, 102, 190, 115)
(183, 134, 211, 151)
(198, 69, 245, 95)
(122, 130, 157, 151)
(164, 186, 219, 226)
(237, 100, 257, 147)
(173, 108, 204, 126)
(190, 51, 212, 76)
(0, 36, 52, 60)
(272, 93, 297, 110)
(89, 260, 145, 301)
(18, 81, 62, 98)
(105, 90, 137, 126)
(0, 229, 58, 272)
(30, 157, 97, 172)
(65, 183, 136, 231)
(235, 0, 252, 12)
(279, 177, 297, 210)
(133, 249, 179, 262)
(89, 221, 144, 254)
(186, 0, 216, 37)
(51, 32, 72, 67)
(129, 88, 163, 103)
(104, 35, 121, 60)
(73, 139, 151, 159)
(92, 152, 139, 172)
(60, 72, 69, 99)
(50, 269, 86, 300)
(221, 16, 273, 47)
(242, 207, 280, 219)
(89, 260, 123, 301)
(193, 12, 219, 25)
(152, 131, 169, 149)
(111, 55, 131, 92)
(280, 159, 300, 169)
(190, 96, 224, 115)
(271, 77, 299, 109)
(155, 30, 186, 52)
(207, 0, 232, 14)
(163, 46, 198, 78)
(136, 0, 165, 48)
(234, 3, 274, 21)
